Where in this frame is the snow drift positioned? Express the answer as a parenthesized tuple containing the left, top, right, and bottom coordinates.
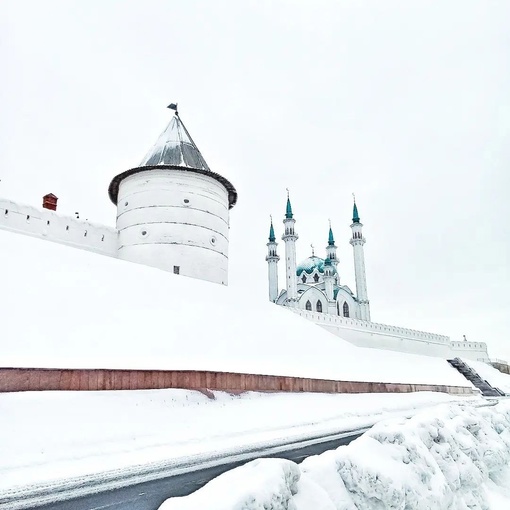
(159, 400, 510, 510)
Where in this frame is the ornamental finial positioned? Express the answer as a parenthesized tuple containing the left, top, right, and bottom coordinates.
(311, 243, 315, 257)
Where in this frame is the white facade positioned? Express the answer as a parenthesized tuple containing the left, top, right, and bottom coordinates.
(116, 169, 231, 285)
(450, 341, 490, 362)
(0, 198, 118, 257)
(265, 220, 280, 302)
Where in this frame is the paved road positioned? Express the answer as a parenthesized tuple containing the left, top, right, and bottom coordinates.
(31, 430, 364, 510)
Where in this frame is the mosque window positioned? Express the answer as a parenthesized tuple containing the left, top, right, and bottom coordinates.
(173, 265, 180, 275)
(301, 274, 307, 283)
(343, 302, 350, 317)
(316, 300, 322, 313)
(337, 301, 341, 315)
(314, 273, 319, 283)
(305, 300, 312, 311)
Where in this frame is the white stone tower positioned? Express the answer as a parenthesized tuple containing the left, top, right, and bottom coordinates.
(282, 193, 298, 307)
(325, 221, 338, 275)
(108, 105, 237, 285)
(323, 257, 337, 314)
(266, 217, 280, 302)
(349, 199, 371, 320)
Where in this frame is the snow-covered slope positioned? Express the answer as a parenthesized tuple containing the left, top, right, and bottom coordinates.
(463, 359, 510, 394)
(0, 229, 470, 386)
(159, 400, 510, 510)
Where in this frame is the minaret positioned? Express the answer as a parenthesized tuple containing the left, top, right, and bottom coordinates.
(349, 197, 370, 321)
(282, 192, 299, 307)
(323, 257, 336, 314)
(325, 220, 338, 277)
(266, 217, 280, 303)
(108, 105, 237, 286)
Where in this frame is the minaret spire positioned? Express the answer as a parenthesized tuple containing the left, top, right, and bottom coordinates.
(349, 196, 370, 320)
(285, 188, 293, 219)
(282, 191, 299, 307)
(266, 215, 280, 302)
(326, 219, 338, 275)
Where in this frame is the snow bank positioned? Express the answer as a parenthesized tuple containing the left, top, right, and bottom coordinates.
(0, 390, 470, 494)
(160, 401, 510, 510)
(463, 359, 510, 394)
(0, 230, 470, 387)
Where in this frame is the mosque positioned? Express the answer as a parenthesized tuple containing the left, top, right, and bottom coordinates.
(267, 195, 369, 322)
(0, 106, 490, 362)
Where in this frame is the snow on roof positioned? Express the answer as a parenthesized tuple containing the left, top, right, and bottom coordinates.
(0, 229, 470, 387)
(139, 113, 210, 170)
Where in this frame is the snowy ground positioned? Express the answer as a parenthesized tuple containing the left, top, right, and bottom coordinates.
(0, 229, 472, 388)
(159, 399, 510, 510)
(0, 389, 481, 501)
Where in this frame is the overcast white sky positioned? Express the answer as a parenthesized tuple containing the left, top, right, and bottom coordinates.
(2, 1, 509, 359)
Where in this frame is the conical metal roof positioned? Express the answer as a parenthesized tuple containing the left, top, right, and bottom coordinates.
(108, 109, 237, 208)
(139, 114, 210, 170)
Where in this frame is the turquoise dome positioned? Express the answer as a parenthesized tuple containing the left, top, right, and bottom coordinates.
(296, 256, 325, 276)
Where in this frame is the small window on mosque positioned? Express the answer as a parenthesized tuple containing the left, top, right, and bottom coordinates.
(343, 302, 350, 318)
(301, 274, 307, 283)
(173, 265, 180, 275)
(314, 273, 319, 283)
(316, 300, 322, 313)
(337, 301, 341, 316)
(305, 300, 312, 311)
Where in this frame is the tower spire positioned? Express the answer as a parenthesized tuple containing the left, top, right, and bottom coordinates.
(350, 196, 370, 320)
(352, 193, 360, 223)
(285, 188, 293, 219)
(268, 215, 276, 242)
(328, 219, 335, 246)
(266, 215, 280, 302)
(326, 219, 338, 273)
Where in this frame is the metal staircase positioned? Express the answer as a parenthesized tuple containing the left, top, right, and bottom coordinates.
(447, 358, 505, 397)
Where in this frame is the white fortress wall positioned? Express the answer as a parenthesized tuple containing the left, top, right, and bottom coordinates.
(450, 341, 489, 362)
(291, 309, 453, 358)
(0, 198, 118, 257)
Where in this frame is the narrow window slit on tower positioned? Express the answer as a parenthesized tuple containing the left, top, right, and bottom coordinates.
(173, 265, 180, 275)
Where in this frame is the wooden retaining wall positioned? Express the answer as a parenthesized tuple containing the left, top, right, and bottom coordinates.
(0, 368, 475, 395)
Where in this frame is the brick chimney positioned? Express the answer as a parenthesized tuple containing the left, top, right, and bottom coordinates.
(42, 193, 58, 211)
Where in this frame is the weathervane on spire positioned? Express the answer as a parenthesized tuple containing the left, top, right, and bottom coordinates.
(167, 103, 179, 116)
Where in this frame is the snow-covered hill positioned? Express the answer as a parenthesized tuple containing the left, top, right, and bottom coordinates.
(0, 229, 471, 387)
